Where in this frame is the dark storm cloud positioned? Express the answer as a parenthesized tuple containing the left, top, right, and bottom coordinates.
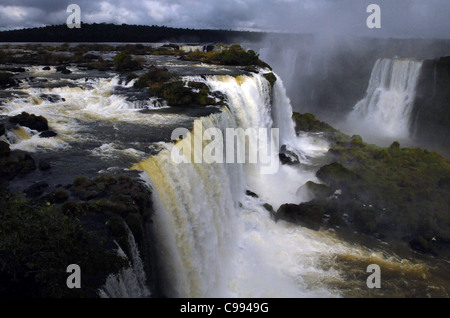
(0, 0, 449, 38)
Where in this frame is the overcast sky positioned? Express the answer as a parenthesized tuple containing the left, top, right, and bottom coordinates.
(0, 0, 449, 38)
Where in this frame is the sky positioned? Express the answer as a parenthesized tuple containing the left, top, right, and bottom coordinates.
(0, 0, 449, 39)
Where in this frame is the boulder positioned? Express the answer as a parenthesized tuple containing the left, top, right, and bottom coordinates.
(316, 162, 360, 187)
(39, 130, 57, 138)
(277, 203, 324, 231)
(9, 112, 49, 132)
(24, 181, 49, 198)
(304, 181, 332, 199)
(279, 145, 300, 165)
(0, 123, 5, 136)
(4, 67, 26, 73)
(246, 190, 258, 198)
(56, 66, 72, 74)
(38, 161, 51, 171)
(0, 140, 10, 157)
(0, 72, 16, 88)
(42, 66, 51, 71)
(39, 94, 64, 103)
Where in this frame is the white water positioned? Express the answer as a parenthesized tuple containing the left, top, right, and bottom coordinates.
(0, 76, 190, 152)
(99, 223, 151, 298)
(134, 73, 355, 298)
(347, 58, 423, 141)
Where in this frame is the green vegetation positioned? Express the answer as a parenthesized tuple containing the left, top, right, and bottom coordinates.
(292, 112, 337, 134)
(280, 112, 450, 257)
(134, 66, 222, 107)
(263, 72, 277, 87)
(0, 191, 127, 298)
(134, 66, 175, 89)
(113, 51, 143, 72)
(181, 44, 271, 68)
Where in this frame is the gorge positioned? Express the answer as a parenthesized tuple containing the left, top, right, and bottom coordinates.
(0, 39, 449, 298)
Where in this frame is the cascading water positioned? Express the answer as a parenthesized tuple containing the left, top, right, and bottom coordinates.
(99, 222, 151, 298)
(132, 73, 347, 298)
(347, 58, 423, 141)
(2, 64, 440, 298)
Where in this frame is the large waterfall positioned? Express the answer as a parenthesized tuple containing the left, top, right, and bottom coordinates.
(132, 73, 345, 298)
(347, 58, 423, 141)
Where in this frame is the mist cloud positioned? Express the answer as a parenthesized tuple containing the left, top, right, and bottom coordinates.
(0, 0, 449, 39)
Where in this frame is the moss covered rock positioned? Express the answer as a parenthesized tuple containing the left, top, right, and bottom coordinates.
(292, 112, 337, 134)
(114, 51, 142, 72)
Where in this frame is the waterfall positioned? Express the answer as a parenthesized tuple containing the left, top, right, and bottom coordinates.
(132, 73, 336, 298)
(99, 222, 151, 298)
(348, 58, 423, 140)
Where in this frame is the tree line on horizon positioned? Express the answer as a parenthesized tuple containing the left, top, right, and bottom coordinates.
(0, 23, 270, 43)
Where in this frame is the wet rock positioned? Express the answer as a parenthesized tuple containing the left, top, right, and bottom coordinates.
(304, 181, 332, 199)
(0, 140, 10, 157)
(246, 190, 258, 198)
(279, 145, 300, 165)
(410, 236, 436, 254)
(0, 72, 16, 88)
(42, 66, 51, 71)
(4, 67, 26, 73)
(25, 181, 49, 198)
(39, 94, 64, 103)
(39, 130, 58, 138)
(277, 203, 324, 231)
(316, 162, 360, 187)
(17, 153, 37, 175)
(0, 124, 5, 136)
(56, 66, 72, 74)
(38, 161, 51, 171)
(9, 112, 49, 132)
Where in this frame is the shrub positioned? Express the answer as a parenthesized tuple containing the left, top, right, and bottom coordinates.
(113, 51, 142, 72)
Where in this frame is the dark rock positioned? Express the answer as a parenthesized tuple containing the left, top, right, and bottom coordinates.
(410, 236, 436, 254)
(9, 112, 49, 132)
(0, 140, 9, 157)
(328, 213, 345, 227)
(25, 181, 49, 198)
(4, 67, 26, 73)
(263, 203, 277, 220)
(39, 130, 57, 138)
(56, 66, 72, 74)
(0, 124, 5, 136)
(38, 161, 51, 171)
(316, 162, 360, 187)
(304, 181, 332, 199)
(39, 94, 64, 103)
(277, 203, 324, 231)
(42, 66, 51, 71)
(17, 153, 36, 175)
(0, 72, 16, 88)
(279, 145, 300, 165)
(246, 190, 258, 198)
